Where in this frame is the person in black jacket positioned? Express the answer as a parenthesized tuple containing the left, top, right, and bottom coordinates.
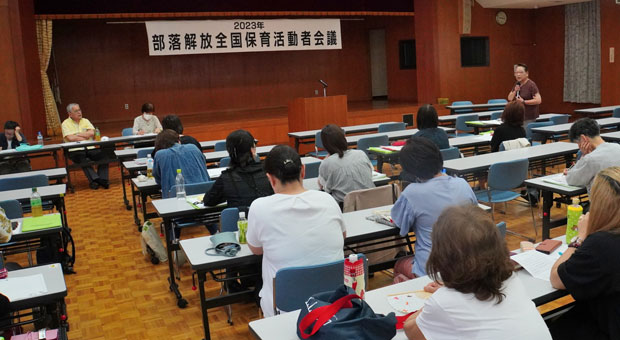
(160, 114, 202, 153)
(490, 101, 526, 152)
(204, 129, 273, 213)
(0, 120, 31, 174)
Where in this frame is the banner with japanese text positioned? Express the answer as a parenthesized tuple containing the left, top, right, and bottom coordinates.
(145, 19, 342, 56)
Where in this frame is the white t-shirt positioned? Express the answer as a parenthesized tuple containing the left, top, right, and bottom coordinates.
(247, 190, 346, 317)
(416, 275, 552, 340)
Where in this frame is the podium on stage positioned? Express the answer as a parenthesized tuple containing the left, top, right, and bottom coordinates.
(288, 95, 348, 132)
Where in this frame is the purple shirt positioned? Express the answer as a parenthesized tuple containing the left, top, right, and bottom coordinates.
(513, 79, 540, 120)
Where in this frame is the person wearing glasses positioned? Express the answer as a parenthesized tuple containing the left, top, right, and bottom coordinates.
(508, 63, 541, 125)
(391, 137, 477, 283)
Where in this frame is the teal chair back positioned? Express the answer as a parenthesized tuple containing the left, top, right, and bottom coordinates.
(214, 141, 227, 152)
(0, 199, 23, 219)
(0, 174, 48, 191)
(168, 180, 214, 199)
(496, 221, 507, 239)
(378, 122, 406, 133)
(122, 128, 133, 136)
(490, 110, 503, 120)
(304, 160, 320, 179)
(487, 99, 507, 111)
(549, 115, 569, 125)
(440, 147, 461, 160)
(455, 114, 479, 134)
(526, 121, 553, 143)
(308, 131, 328, 158)
(274, 254, 368, 314)
(488, 158, 529, 191)
(451, 101, 473, 114)
(137, 148, 155, 159)
(219, 156, 231, 168)
(220, 207, 239, 232)
(613, 108, 620, 118)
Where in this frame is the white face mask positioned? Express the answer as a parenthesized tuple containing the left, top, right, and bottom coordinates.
(143, 113, 153, 121)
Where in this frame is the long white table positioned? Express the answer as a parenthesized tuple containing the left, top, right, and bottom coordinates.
(249, 259, 564, 340)
(288, 122, 400, 151)
(445, 102, 506, 114)
(438, 112, 567, 124)
(443, 142, 578, 176)
(0, 167, 67, 183)
(203, 145, 276, 163)
(601, 131, 620, 142)
(345, 127, 455, 146)
(0, 144, 62, 169)
(530, 117, 620, 143)
(574, 105, 620, 116)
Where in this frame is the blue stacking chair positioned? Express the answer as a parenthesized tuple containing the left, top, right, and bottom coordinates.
(0, 200, 23, 219)
(0, 174, 53, 218)
(549, 115, 570, 142)
(378, 122, 406, 133)
(220, 207, 239, 232)
(451, 101, 474, 114)
(490, 110, 503, 120)
(613, 107, 620, 118)
(219, 156, 231, 168)
(214, 141, 227, 152)
(136, 147, 155, 159)
(475, 158, 537, 241)
(357, 134, 389, 168)
(440, 147, 461, 161)
(496, 221, 507, 240)
(303, 160, 320, 179)
(122, 128, 133, 136)
(526, 121, 553, 145)
(273, 254, 368, 315)
(487, 99, 508, 111)
(451, 113, 479, 137)
(308, 131, 328, 158)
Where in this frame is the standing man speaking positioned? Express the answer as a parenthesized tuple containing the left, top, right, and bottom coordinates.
(508, 63, 542, 125)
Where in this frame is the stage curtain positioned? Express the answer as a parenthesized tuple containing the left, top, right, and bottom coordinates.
(36, 19, 62, 136)
(563, 0, 600, 104)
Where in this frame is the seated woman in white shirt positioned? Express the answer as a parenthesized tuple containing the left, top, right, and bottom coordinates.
(318, 124, 375, 206)
(246, 145, 346, 317)
(404, 205, 551, 340)
(132, 102, 162, 135)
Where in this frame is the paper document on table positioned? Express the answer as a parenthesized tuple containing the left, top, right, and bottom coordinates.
(372, 171, 388, 180)
(380, 145, 403, 152)
(510, 250, 556, 281)
(387, 290, 431, 313)
(542, 174, 582, 190)
(186, 194, 205, 209)
(0, 274, 48, 301)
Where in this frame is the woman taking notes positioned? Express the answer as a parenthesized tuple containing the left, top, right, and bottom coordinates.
(247, 145, 346, 317)
(404, 205, 551, 340)
(550, 166, 620, 339)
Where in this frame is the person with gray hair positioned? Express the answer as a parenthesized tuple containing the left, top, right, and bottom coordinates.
(565, 117, 620, 193)
(61, 103, 109, 190)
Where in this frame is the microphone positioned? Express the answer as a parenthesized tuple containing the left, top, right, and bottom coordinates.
(515, 81, 521, 99)
(319, 79, 328, 87)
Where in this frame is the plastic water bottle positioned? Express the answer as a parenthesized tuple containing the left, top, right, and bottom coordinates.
(566, 198, 583, 243)
(37, 131, 44, 146)
(146, 154, 154, 179)
(175, 169, 186, 199)
(95, 128, 101, 141)
(30, 187, 43, 217)
(237, 211, 248, 244)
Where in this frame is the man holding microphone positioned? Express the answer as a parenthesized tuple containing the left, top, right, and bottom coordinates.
(508, 63, 542, 125)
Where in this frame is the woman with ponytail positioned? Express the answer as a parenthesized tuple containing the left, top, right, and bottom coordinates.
(246, 145, 346, 317)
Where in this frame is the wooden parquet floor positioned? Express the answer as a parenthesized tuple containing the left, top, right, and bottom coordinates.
(13, 164, 572, 339)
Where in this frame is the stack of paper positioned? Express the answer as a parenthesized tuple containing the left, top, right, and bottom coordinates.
(510, 250, 557, 281)
(186, 194, 206, 209)
(542, 174, 582, 189)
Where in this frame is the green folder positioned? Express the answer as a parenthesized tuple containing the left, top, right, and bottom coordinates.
(367, 147, 394, 154)
(21, 214, 62, 232)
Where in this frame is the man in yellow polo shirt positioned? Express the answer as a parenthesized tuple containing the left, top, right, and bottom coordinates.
(61, 103, 109, 190)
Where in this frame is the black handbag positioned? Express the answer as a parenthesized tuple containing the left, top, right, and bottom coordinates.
(297, 285, 412, 340)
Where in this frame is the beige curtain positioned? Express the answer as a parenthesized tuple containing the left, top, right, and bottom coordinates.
(36, 19, 62, 136)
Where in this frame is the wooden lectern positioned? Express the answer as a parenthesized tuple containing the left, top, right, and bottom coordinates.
(288, 95, 348, 133)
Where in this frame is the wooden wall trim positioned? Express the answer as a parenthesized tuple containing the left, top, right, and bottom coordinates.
(35, 11, 414, 20)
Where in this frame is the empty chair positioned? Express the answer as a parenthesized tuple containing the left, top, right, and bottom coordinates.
(220, 207, 239, 232)
(496, 221, 507, 239)
(378, 122, 406, 133)
(122, 128, 134, 136)
(357, 134, 389, 167)
(303, 160, 320, 179)
(549, 115, 570, 141)
(218, 156, 231, 168)
(308, 131, 328, 158)
(451, 100, 474, 114)
(526, 121, 554, 145)
(0, 174, 48, 192)
(273, 254, 368, 314)
(614, 107, 620, 118)
(136, 147, 155, 159)
(440, 147, 461, 160)
(214, 141, 227, 152)
(475, 158, 537, 241)
(452, 113, 479, 137)
(0, 199, 23, 219)
(168, 180, 213, 199)
(490, 110, 503, 120)
(487, 99, 508, 111)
